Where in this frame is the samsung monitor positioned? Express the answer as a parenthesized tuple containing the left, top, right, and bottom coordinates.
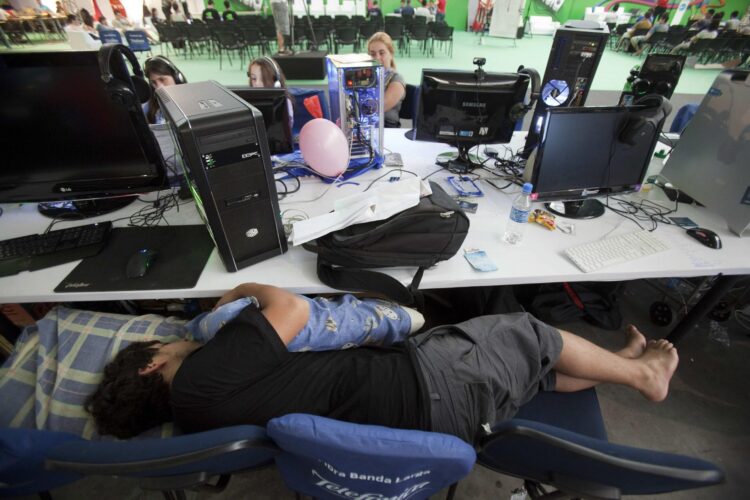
(524, 105, 665, 219)
(413, 67, 530, 172)
(0, 51, 166, 219)
(228, 87, 294, 155)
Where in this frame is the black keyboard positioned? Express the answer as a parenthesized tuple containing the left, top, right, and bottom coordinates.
(0, 222, 112, 277)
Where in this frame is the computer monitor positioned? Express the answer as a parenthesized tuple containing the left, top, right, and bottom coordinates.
(413, 66, 530, 172)
(228, 87, 293, 155)
(0, 51, 166, 219)
(524, 105, 664, 219)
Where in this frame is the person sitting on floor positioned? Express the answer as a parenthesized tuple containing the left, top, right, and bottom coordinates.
(367, 32, 407, 128)
(86, 282, 680, 443)
(633, 13, 670, 56)
(671, 17, 720, 53)
(143, 56, 187, 124)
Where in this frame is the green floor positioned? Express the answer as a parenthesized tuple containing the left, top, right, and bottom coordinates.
(2, 29, 723, 95)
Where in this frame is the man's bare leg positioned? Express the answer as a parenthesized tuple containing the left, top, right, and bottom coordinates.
(277, 30, 285, 52)
(555, 325, 647, 392)
(553, 326, 678, 402)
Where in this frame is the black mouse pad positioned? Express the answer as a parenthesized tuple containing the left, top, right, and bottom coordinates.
(55, 225, 215, 293)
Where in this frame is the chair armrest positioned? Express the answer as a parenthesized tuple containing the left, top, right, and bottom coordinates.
(45, 425, 278, 476)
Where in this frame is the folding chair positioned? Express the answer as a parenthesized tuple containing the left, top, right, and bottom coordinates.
(124, 30, 153, 57)
(46, 425, 278, 499)
(267, 413, 476, 500)
(477, 389, 725, 499)
(99, 28, 123, 44)
(334, 26, 358, 53)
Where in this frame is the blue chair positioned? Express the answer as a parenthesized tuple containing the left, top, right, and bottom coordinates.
(124, 30, 153, 56)
(0, 428, 83, 497)
(98, 28, 123, 44)
(267, 413, 476, 500)
(399, 83, 420, 123)
(669, 103, 699, 134)
(477, 389, 725, 499)
(45, 425, 278, 498)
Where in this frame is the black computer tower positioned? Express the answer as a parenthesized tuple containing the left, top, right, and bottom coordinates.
(157, 81, 287, 272)
(522, 21, 609, 157)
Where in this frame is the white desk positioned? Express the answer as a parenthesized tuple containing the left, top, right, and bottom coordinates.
(0, 129, 748, 305)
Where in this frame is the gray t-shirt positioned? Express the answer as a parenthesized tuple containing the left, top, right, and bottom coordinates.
(384, 70, 406, 128)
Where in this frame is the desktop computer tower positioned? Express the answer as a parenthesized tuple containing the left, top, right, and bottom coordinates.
(157, 81, 288, 271)
(522, 21, 609, 157)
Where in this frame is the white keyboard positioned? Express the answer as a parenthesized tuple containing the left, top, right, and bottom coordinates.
(565, 231, 670, 273)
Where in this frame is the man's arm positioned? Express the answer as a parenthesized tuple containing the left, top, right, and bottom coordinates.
(216, 283, 310, 346)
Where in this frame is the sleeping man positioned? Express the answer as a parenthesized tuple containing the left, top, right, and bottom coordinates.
(87, 283, 679, 444)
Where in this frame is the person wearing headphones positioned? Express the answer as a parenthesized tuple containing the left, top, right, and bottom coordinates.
(367, 32, 406, 128)
(143, 56, 187, 124)
(248, 56, 294, 130)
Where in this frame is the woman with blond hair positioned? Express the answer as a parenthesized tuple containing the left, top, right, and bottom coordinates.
(367, 32, 406, 128)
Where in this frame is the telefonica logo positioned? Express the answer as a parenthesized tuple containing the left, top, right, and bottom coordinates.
(312, 470, 430, 500)
(462, 102, 486, 108)
(64, 282, 90, 288)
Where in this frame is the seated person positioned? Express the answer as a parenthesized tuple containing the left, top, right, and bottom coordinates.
(35, 0, 53, 16)
(632, 13, 669, 56)
(55, 0, 67, 16)
(87, 283, 679, 443)
(222, 0, 237, 21)
(395, 0, 405, 13)
(112, 11, 134, 30)
(95, 15, 112, 33)
(143, 56, 187, 124)
(671, 18, 720, 53)
(415, 0, 434, 21)
(401, 0, 415, 16)
(617, 9, 653, 51)
(79, 8, 99, 36)
(724, 10, 741, 31)
(692, 10, 714, 31)
(248, 56, 294, 130)
(368, 0, 382, 18)
(202, 0, 220, 21)
(170, 2, 186, 22)
(367, 32, 406, 128)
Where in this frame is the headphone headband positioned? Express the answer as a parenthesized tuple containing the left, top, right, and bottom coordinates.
(98, 43, 144, 84)
(260, 56, 283, 86)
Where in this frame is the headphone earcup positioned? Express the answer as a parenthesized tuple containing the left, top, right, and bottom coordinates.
(131, 75, 153, 104)
(618, 116, 647, 146)
(653, 80, 671, 96)
(632, 78, 651, 96)
(106, 80, 137, 107)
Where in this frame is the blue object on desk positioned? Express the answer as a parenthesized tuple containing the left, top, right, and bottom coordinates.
(447, 176, 483, 197)
(275, 150, 383, 183)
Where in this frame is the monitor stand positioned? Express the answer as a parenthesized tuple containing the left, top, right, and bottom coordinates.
(38, 196, 138, 220)
(546, 199, 605, 219)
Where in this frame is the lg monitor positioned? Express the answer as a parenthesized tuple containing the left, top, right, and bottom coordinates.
(228, 87, 294, 155)
(0, 51, 166, 219)
(413, 66, 531, 172)
(524, 105, 666, 219)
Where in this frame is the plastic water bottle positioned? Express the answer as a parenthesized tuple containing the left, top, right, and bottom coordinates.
(503, 183, 533, 245)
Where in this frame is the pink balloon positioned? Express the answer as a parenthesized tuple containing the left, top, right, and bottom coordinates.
(299, 118, 349, 177)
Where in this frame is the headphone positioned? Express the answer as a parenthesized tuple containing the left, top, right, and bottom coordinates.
(98, 43, 151, 107)
(618, 94, 673, 146)
(144, 55, 187, 85)
(249, 56, 283, 88)
(627, 59, 683, 99)
(509, 66, 541, 121)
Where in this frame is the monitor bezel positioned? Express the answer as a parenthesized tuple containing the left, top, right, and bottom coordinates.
(226, 86, 294, 155)
(0, 51, 167, 205)
(528, 105, 658, 203)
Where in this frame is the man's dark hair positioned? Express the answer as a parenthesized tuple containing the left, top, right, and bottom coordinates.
(224, 0, 230, 8)
(659, 13, 668, 22)
(730, 11, 738, 18)
(85, 341, 173, 439)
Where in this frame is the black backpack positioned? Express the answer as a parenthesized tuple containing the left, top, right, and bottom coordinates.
(302, 182, 470, 307)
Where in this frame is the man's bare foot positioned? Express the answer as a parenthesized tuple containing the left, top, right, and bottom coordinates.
(637, 339, 679, 402)
(618, 324, 647, 359)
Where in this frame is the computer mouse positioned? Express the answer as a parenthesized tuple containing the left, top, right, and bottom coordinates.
(126, 248, 158, 278)
(686, 228, 722, 249)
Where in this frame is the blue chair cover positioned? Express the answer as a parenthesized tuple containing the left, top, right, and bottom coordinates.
(669, 103, 699, 134)
(0, 428, 83, 496)
(124, 30, 151, 53)
(268, 413, 476, 500)
(99, 29, 123, 44)
(478, 389, 724, 496)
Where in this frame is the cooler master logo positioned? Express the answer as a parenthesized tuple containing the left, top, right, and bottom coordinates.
(241, 151, 259, 159)
(462, 102, 486, 108)
(311, 470, 430, 500)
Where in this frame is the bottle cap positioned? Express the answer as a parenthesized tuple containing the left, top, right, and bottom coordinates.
(522, 182, 533, 194)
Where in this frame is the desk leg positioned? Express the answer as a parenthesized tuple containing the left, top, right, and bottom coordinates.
(666, 274, 744, 344)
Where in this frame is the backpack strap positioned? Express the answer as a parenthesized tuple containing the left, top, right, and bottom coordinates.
(316, 257, 425, 307)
